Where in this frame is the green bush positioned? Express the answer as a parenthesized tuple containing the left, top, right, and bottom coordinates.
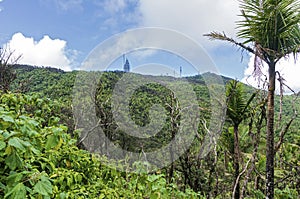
(0, 93, 201, 198)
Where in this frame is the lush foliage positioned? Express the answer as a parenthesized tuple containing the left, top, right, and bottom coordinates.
(206, 0, 300, 197)
(1, 65, 299, 198)
(0, 92, 205, 198)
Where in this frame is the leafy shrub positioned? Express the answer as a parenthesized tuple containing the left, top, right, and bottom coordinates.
(0, 93, 201, 198)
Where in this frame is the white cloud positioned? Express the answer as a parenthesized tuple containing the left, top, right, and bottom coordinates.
(54, 0, 83, 11)
(242, 54, 300, 93)
(138, 0, 240, 49)
(128, 49, 158, 61)
(101, 0, 126, 14)
(137, 1, 300, 91)
(0, 0, 4, 12)
(82, 28, 216, 76)
(4, 32, 75, 71)
(94, 0, 140, 31)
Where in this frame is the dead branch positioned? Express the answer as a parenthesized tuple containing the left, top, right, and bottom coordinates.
(0, 47, 22, 92)
(240, 102, 266, 198)
(274, 113, 297, 153)
(276, 71, 285, 124)
(232, 157, 251, 199)
(77, 118, 102, 145)
(273, 74, 299, 153)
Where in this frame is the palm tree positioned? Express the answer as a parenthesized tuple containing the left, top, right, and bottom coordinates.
(226, 80, 255, 199)
(205, 0, 300, 198)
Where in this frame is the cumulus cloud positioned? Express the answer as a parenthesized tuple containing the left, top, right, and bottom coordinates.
(3, 32, 75, 71)
(242, 54, 300, 93)
(138, 0, 240, 49)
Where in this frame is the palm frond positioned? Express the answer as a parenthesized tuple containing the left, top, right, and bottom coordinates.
(237, 0, 300, 61)
(226, 80, 253, 125)
(204, 32, 255, 54)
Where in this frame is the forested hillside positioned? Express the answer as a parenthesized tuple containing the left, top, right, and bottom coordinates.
(0, 64, 299, 198)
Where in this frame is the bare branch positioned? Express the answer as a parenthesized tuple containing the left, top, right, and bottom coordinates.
(77, 118, 114, 146)
(276, 71, 285, 124)
(240, 102, 266, 198)
(0, 47, 21, 92)
(274, 72, 299, 153)
(274, 113, 297, 153)
(232, 157, 251, 199)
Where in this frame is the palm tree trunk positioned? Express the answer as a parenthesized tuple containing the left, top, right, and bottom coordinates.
(233, 124, 240, 199)
(266, 61, 275, 199)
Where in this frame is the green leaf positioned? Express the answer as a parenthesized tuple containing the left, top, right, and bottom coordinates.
(45, 134, 59, 150)
(0, 182, 6, 190)
(6, 172, 24, 187)
(147, 174, 164, 183)
(31, 146, 41, 155)
(8, 137, 25, 151)
(33, 176, 53, 196)
(59, 192, 67, 199)
(0, 114, 14, 123)
(3, 131, 19, 140)
(19, 115, 39, 127)
(0, 140, 6, 150)
(5, 152, 23, 170)
(4, 182, 26, 199)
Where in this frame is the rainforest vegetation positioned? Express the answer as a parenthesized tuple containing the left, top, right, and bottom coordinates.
(1, 0, 300, 197)
(0, 63, 299, 198)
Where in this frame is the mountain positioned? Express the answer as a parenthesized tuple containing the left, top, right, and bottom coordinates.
(11, 64, 77, 100)
(10, 64, 237, 99)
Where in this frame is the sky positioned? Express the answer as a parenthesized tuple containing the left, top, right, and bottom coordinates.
(0, 0, 299, 92)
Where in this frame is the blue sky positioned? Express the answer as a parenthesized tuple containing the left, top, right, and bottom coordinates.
(0, 0, 299, 91)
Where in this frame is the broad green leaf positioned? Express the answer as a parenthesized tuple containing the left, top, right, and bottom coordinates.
(3, 131, 19, 140)
(33, 176, 53, 196)
(19, 115, 39, 127)
(22, 140, 32, 148)
(6, 172, 24, 187)
(59, 192, 67, 199)
(5, 152, 23, 170)
(0, 114, 14, 123)
(4, 182, 26, 199)
(8, 137, 25, 151)
(0, 140, 6, 150)
(45, 135, 59, 150)
(31, 146, 41, 155)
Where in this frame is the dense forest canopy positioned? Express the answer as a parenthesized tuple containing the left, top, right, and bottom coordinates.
(0, 64, 298, 198)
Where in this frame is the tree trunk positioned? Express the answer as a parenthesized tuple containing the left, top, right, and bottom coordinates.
(266, 61, 275, 199)
(233, 124, 240, 199)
